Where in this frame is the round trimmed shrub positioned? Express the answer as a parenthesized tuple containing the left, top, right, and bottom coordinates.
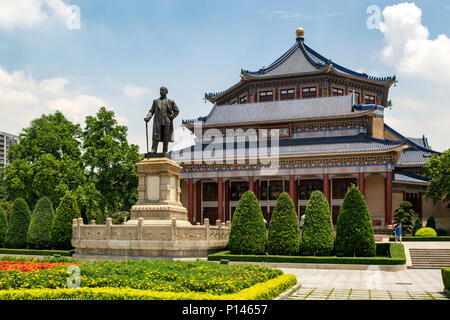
(32, 196, 54, 217)
(299, 190, 334, 256)
(267, 192, 300, 255)
(27, 197, 55, 248)
(4, 198, 31, 248)
(50, 191, 80, 250)
(413, 218, 422, 236)
(426, 216, 436, 230)
(0, 206, 7, 247)
(229, 190, 267, 254)
(415, 227, 437, 237)
(335, 185, 376, 257)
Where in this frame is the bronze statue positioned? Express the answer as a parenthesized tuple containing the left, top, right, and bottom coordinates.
(144, 86, 179, 155)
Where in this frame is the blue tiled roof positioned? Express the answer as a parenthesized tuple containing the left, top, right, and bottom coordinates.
(394, 173, 429, 184)
(397, 149, 433, 167)
(203, 95, 376, 126)
(241, 38, 395, 82)
(171, 134, 405, 160)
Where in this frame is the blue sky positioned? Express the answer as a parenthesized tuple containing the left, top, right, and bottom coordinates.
(0, 0, 449, 152)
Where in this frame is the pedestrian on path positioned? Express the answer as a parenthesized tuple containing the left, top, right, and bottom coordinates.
(394, 222, 402, 243)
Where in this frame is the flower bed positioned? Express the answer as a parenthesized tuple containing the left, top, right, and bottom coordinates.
(0, 261, 79, 272)
(0, 258, 289, 297)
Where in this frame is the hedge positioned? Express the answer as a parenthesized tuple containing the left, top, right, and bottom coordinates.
(228, 190, 267, 255)
(208, 243, 406, 265)
(31, 197, 54, 217)
(0, 249, 74, 256)
(426, 216, 436, 230)
(267, 192, 300, 255)
(0, 207, 7, 247)
(27, 210, 54, 249)
(389, 236, 450, 242)
(0, 274, 297, 300)
(50, 192, 80, 250)
(4, 198, 31, 249)
(442, 268, 450, 291)
(299, 190, 334, 256)
(335, 186, 376, 257)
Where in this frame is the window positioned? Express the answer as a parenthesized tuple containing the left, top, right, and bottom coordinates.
(352, 92, 360, 104)
(299, 179, 323, 200)
(280, 88, 295, 100)
(230, 181, 249, 201)
(202, 182, 218, 201)
(332, 88, 344, 96)
(269, 180, 283, 200)
(239, 96, 248, 104)
(259, 90, 273, 102)
(365, 95, 375, 104)
(302, 87, 317, 98)
(406, 192, 421, 214)
(332, 178, 357, 199)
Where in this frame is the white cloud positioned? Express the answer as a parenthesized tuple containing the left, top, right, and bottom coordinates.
(379, 2, 450, 84)
(0, 66, 127, 135)
(0, 0, 79, 30)
(123, 84, 150, 98)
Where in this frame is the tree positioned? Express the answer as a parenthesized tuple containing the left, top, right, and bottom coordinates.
(424, 149, 450, 203)
(0, 206, 7, 247)
(229, 191, 267, 254)
(4, 198, 31, 248)
(27, 197, 55, 249)
(8, 111, 82, 162)
(267, 192, 300, 256)
(335, 185, 376, 257)
(82, 107, 140, 214)
(50, 191, 80, 250)
(299, 190, 335, 256)
(426, 216, 436, 230)
(393, 201, 415, 235)
(413, 218, 422, 236)
(73, 183, 104, 223)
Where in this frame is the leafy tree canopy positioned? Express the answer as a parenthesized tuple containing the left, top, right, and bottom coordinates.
(424, 149, 450, 203)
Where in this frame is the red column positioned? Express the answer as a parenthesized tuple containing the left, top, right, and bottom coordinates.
(188, 178, 194, 224)
(289, 175, 295, 202)
(385, 171, 393, 225)
(249, 176, 254, 193)
(323, 174, 330, 205)
(196, 181, 201, 223)
(418, 192, 423, 220)
(358, 172, 365, 196)
(255, 180, 259, 200)
(217, 177, 223, 223)
(225, 181, 230, 222)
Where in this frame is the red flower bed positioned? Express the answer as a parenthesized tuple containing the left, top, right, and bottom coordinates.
(0, 261, 79, 272)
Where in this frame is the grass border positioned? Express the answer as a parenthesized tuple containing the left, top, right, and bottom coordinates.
(0, 248, 74, 256)
(0, 274, 297, 300)
(208, 243, 406, 265)
(388, 236, 450, 242)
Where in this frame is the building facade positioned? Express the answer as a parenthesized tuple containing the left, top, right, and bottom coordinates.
(0, 131, 19, 168)
(173, 28, 448, 232)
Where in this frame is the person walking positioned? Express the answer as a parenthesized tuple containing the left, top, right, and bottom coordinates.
(394, 222, 402, 243)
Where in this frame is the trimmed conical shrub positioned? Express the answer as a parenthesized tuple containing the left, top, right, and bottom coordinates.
(335, 185, 376, 257)
(27, 197, 55, 249)
(4, 198, 31, 248)
(413, 218, 422, 236)
(229, 190, 267, 254)
(50, 191, 80, 250)
(299, 190, 335, 256)
(267, 192, 300, 255)
(426, 216, 436, 230)
(32, 196, 54, 217)
(0, 206, 7, 247)
(393, 201, 414, 235)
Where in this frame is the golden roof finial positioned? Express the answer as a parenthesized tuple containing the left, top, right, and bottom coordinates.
(296, 27, 304, 38)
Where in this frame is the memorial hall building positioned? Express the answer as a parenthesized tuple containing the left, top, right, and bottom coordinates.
(173, 28, 448, 231)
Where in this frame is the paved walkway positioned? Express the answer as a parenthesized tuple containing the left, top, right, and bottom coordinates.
(285, 286, 450, 300)
(279, 268, 445, 292)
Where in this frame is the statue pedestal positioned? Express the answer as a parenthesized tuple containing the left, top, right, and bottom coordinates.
(129, 157, 189, 226)
(71, 157, 229, 259)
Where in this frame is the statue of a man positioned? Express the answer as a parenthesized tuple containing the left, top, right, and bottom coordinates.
(144, 86, 179, 154)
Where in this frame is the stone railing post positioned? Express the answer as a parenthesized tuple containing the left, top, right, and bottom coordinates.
(72, 219, 78, 240)
(220, 222, 225, 239)
(204, 218, 210, 241)
(77, 218, 83, 240)
(90, 220, 96, 225)
(105, 218, 112, 240)
(171, 218, 177, 241)
(137, 218, 144, 241)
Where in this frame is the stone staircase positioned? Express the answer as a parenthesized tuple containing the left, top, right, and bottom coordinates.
(409, 248, 450, 269)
